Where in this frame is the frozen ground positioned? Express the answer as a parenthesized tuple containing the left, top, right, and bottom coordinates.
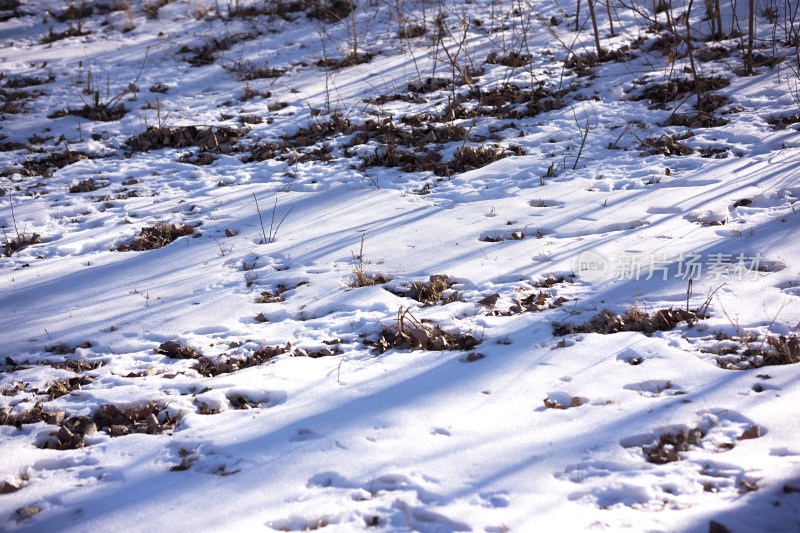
(1, 0, 800, 531)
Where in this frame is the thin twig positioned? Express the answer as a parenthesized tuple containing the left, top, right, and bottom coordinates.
(253, 193, 268, 244)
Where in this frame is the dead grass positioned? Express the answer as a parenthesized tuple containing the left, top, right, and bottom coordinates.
(117, 222, 195, 251)
(192, 345, 286, 377)
(556, 307, 706, 336)
(368, 307, 480, 353)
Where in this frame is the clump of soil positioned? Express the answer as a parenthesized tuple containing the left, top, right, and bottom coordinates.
(368, 308, 480, 353)
(156, 340, 201, 359)
(192, 345, 286, 377)
(128, 125, 246, 153)
(389, 275, 461, 305)
(555, 307, 706, 336)
(117, 223, 195, 251)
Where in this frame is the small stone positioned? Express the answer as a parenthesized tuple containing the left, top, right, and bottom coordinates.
(224, 228, 237, 237)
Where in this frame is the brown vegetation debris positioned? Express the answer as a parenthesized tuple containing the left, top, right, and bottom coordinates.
(226, 59, 285, 81)
(43, 375, 95, 400)
(41, 24, 91, 44)
(117, 222, 195, 251)
(192, 345, 286, 377)
(485, 51, 531, 67)
(369, 308, 480, 353)
(640, 134, 694, 156)
(93, 401, 179, 437)
(556, 307, 706, 336)
(644, 428, 704, 464)
(389, 275, 462, 306)
(156, 340, 201, 359)
(716, 334, 800, 370)
(3, 232, 41, 257)
(69, 177, 99, 193)
(19, 149, 90, 178)
(128, 125, 245, 153)
(767, 112, 800, 129)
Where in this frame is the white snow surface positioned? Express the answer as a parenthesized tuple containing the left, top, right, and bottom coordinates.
(1, 0, 800, 531)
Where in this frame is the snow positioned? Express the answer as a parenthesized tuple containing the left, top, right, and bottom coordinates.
(1, 0, 800, 530)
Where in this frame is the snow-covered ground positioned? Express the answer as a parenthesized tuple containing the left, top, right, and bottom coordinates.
(2, 0, 800, 530)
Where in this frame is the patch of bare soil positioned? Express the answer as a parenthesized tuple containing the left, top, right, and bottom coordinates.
(388, 275, 461, 305)
(128, 125, 246, 153)
(192, 345, 287, 377)
(555, 307, 706, 336)
(367, 308, 480, 353)
(307, 0, 353, 22)
(663, 111, 729, 128)
(178, 33, 257, 67)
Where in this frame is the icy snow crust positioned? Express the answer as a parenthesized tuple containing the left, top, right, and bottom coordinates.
(1, 0, 800, 531)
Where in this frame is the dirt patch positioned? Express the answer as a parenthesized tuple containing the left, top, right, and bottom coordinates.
(388, 275, 461, 305)
(470, 83, 566, 119)
(178, 33, 257, 67)
(663, 111, 729, 128)
(555, 307, 706, 336)
(192, 345, 286, 377)
(128, 125, 246, 153)
(307, 0, 353, 22)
